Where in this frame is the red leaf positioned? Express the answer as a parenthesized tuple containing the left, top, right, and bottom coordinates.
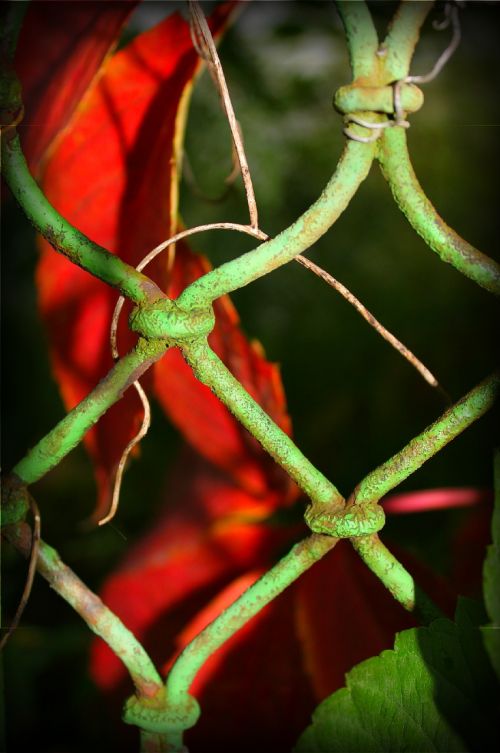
(15, 0, 137, 175)
(90, 452, 298, 691)
(382, 487, 492, 514)
(36, 5, 235, 520)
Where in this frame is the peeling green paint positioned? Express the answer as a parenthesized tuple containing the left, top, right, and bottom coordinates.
(183, 338, 343, 507)
(130, 300, 214, 343)
(165, 534, 337, 705)
(306, 500, 385, 538)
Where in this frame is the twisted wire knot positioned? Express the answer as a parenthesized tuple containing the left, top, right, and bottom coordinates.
(124, 693, 200, 734)
(305, 500, 385, 538)
(342, 80, 412, 144)
(129, 299, 215, 344)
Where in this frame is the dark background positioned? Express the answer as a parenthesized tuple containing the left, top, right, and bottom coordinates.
(2, 2, 499, 751)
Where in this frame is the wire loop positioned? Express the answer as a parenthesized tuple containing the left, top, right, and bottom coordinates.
(344, 1, 462, 144)
(343, 101, 410, 143)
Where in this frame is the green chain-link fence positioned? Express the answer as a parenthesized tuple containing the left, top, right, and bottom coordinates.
(1, 2, 499, 751)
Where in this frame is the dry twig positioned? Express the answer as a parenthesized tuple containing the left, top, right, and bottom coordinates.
(188, 0, 259, 229)
(295, 254, 440, 388)
(97, 381, 151, 527)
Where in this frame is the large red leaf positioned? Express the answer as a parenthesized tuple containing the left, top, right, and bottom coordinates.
(15, 0, 137, 175)
(36, 4, 236, 520)
(90, 451, 299, 691)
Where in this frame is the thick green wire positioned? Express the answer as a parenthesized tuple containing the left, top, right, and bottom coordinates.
(382, 2, 433, 80)
(183, 339, 343, 507)
(165, 534, 337, 705)
(336, 1, 379, 79)
(3, 2, 499, 749)
(352, 372, 499, 506)
(4, 524, 165, 700)
(1, 136, 163, 306)
(177, 139, 375, 310)
(378, 129, 500, 295)
(13, 339, 168, 485)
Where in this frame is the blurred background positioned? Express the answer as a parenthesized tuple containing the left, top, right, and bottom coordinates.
(2, 1, 499, 750)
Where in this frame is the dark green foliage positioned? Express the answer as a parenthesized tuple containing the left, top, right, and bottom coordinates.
(295, 599, 499, 753)
(482, 449, 500, 679)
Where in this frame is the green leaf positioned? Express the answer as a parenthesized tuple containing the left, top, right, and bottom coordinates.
(295, 599, 499, 753)
(482, 448, 500, 679)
